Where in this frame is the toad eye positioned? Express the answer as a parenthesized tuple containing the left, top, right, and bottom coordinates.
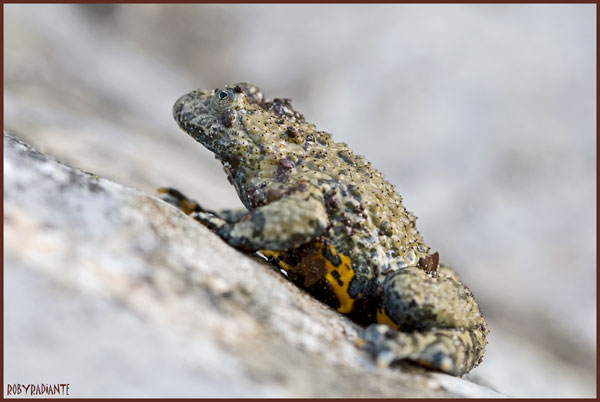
(210, 88, 238, 111)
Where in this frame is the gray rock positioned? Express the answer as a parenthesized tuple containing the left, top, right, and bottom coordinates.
(4, 133, 505, 398)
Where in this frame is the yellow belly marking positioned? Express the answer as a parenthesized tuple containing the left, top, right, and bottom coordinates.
(260, 243, 355, 314)
(376, 308, 399, 329)
(322, 244, 355, 313)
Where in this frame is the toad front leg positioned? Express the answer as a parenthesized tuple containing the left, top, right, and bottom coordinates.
(159, 187, 328, 251)
(158, 187, 248, 224)
(215, 192, 328, 251)
(365, 265, 488, 376)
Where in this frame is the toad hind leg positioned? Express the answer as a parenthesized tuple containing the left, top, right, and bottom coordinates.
(364, 324, 487, 376)
(365, 265, 488, 376)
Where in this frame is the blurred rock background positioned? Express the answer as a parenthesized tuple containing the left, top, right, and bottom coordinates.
(4, 4, 595, 397)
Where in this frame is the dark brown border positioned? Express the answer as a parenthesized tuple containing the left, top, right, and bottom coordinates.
(2, 1, 599, 3)
(2, 2, 597, 400)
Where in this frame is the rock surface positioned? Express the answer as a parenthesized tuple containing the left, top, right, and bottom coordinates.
(3, 133, 505, 397)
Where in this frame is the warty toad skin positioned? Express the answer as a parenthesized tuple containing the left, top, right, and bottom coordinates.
(160, 82, 488, 376)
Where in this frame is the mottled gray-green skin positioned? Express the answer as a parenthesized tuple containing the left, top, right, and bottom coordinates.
(169, 82, 488, 375)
